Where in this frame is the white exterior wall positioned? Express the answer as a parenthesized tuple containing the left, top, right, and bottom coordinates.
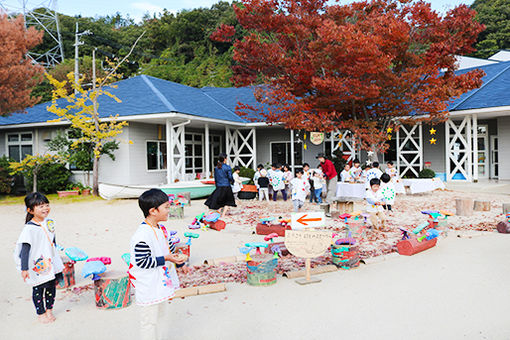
(97, 122, 167, 186)
(497, 116, 510, 180)
(127, 122, 166, 185)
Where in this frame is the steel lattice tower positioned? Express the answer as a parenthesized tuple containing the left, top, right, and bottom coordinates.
(1, 0, 64, 67)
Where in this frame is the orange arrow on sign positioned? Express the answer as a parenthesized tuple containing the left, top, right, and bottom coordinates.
(297, 214, 322, 226)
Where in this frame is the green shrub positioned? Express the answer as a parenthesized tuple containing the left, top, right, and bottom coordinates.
(25, 163, 72, 193)
(0, 156, 14, 194)
(239, 167, 255, 184)
(419, 168, 436, 179)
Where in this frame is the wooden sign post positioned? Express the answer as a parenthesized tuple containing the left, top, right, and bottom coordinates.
(285, 229, 331, 285)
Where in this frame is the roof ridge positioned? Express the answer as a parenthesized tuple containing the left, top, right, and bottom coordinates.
(451, 62, 510, 111)
(140, 75, 176, 112)
(200, 88, 245, 122)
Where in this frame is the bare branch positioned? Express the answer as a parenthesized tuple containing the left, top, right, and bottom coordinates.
(100, 31, 146, 87)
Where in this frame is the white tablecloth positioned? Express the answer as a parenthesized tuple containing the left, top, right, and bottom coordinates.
(401, 178, 446, 194)
(394, 181, 405, 194)
(336, 183, 367, 199)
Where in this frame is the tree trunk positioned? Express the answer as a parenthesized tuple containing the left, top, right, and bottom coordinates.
(455, 198, 474, 216)
(33, 172, 37, 192)
(502, 203, 510, 215)
(369, 144, 380, 164)
(473, 200, 491, 212)
(93, 156, 99, 196)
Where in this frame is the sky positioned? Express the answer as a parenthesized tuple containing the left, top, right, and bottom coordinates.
(2, 0, 475, 23)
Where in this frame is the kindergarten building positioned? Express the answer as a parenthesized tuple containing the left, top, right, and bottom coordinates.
(1, 51, 510, 186)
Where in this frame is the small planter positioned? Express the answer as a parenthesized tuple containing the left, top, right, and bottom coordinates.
(241, 185, 258, 192)
(57, 190, 79, 198)
(81, 189, 91, 196)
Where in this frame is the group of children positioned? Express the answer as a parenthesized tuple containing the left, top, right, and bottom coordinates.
(253, 163, 326, 212)
(15, 189, 186, 340)
(340, 159, 398, 184)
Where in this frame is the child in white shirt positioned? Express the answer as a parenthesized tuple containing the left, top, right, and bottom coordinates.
(380, 173, 395, 211)
(365, 162, 383, 188)
(385, 161, 398, 182)
(290, 170, 310, 212)
(271, 164, 287, 201)
(232, 166, 243, 200)
(340, 164, 352, 182)
(283, 164, 294, 197)
(130, 189, 186, 340)
(312, 171, 325, 204)
(349, 159, 362, 182)
(365, 178, 386, 230)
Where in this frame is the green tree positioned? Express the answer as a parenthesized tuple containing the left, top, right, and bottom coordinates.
(471, 0, 510, 58)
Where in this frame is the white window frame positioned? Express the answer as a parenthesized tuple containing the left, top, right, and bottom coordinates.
(269, 141, 303, 166)
(6, 132, 33, 162)
(209, 134, 223, 170)
(146, 140, 167, 172)
(185, 132, 204, 175)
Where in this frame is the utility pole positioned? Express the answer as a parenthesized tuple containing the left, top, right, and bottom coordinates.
(74, 22, 92, 93)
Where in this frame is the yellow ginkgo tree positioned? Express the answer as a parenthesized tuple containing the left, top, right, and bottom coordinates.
(46, 32, 144, 196)
(46, 72, 127, 196)
(10, 154, 66, 192)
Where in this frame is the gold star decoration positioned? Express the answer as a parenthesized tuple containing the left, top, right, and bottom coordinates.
(429, 128, 436, 135)
(304, 143, 307, 150)
(430, 138, 437, 144)
(387, 134, 392, 140)
(387, 127, 393, 133)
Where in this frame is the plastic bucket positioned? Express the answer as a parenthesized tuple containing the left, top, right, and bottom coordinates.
(331, 243, 360, 269)
(246, 255, 278, 286)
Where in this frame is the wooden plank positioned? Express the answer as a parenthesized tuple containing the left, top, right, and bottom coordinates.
(173, 287, 198, 298)
(283, 265, 337, 279)
(198, 283, 227, 295)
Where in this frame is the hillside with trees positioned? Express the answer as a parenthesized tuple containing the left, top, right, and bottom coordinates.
(32, 1, 241, 103)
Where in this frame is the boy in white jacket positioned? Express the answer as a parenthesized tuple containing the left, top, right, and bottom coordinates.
(130, 189, 187, 340)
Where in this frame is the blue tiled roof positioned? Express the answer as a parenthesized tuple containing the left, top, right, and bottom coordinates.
(448, 60, 510, 111)
(3, 62, 510, 127)
(201, 86, 269, 121)
(0, 75, 245, 126)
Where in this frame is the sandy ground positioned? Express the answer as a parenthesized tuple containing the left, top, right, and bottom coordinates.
(1, 189, 510, 340)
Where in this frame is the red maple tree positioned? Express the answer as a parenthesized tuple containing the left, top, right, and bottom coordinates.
(0, 14, 44, 116)
(212, 0, 485, 154)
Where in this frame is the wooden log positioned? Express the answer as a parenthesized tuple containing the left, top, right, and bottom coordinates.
(319, 203, 330, 214)
(497, 220, 510, 234)
(396, 237, 437, 256)
(335, 201, 354, 214)
(255, 223, 290, 237)
(455, 198, 474, 216)
(503, 203, 510, 215)
(474, 200, 491, 212)
(94, 270, 132, 309)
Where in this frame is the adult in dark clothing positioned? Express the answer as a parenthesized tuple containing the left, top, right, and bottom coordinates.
(204, 153, 236, 218)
